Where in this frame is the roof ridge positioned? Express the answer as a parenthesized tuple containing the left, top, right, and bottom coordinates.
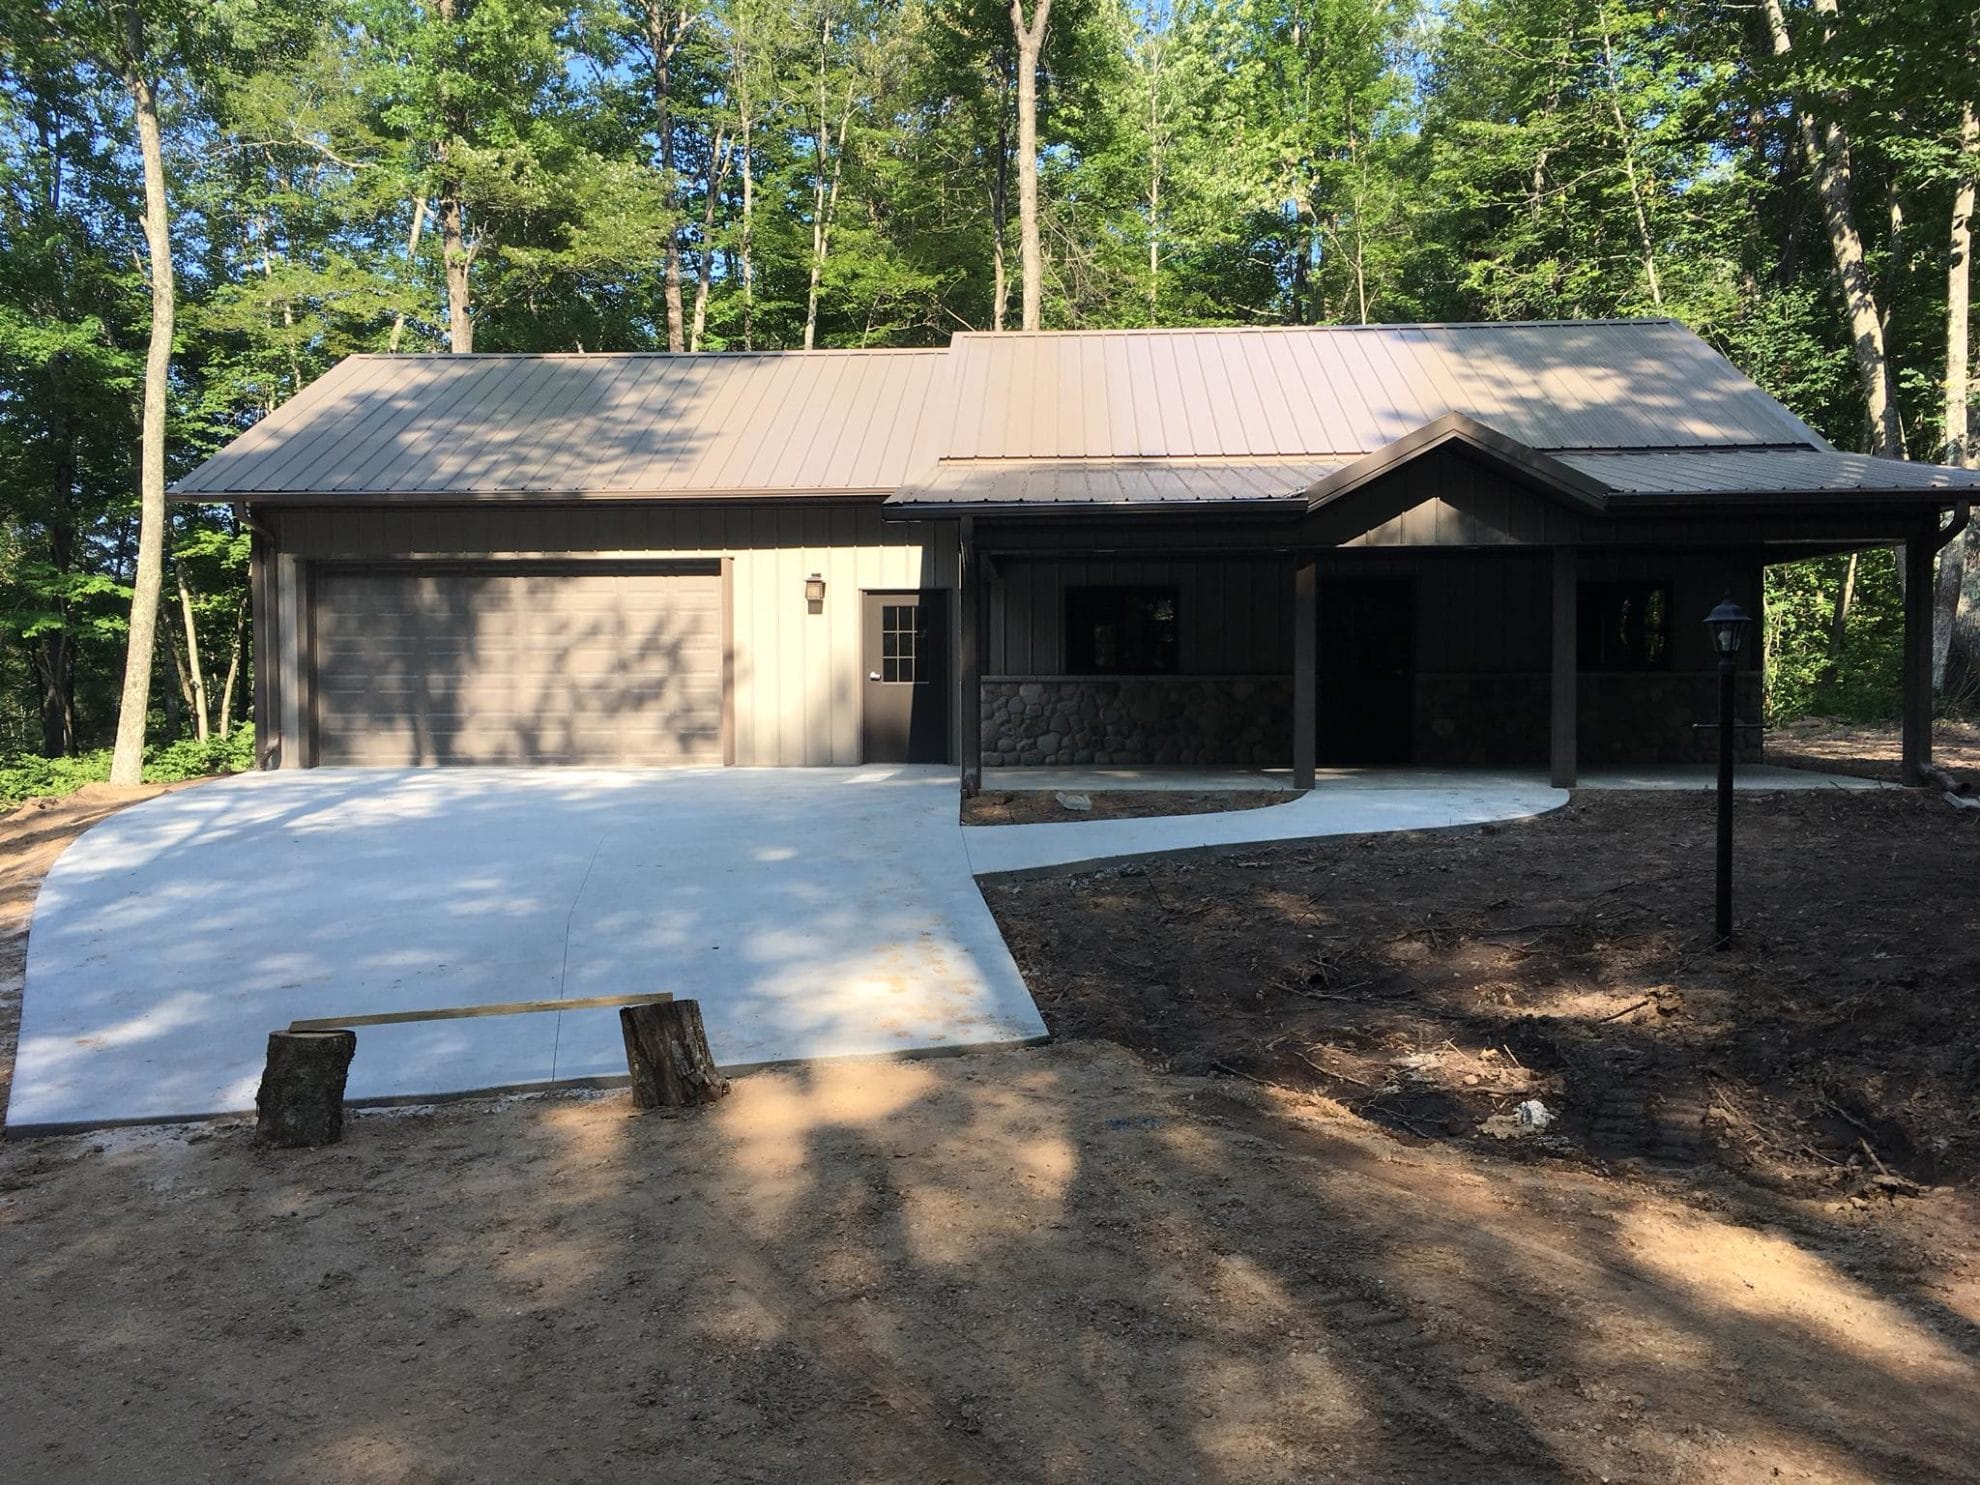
(343, 347, 949, 361)
(950, 318, 1682, 339)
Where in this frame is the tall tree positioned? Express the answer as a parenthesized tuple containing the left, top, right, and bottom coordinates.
(105, 0, 181, 785)
(1010, 0, 1052, 328)
(1760, 0, 1903, 456)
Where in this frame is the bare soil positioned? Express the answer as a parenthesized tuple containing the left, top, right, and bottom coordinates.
(3, 788, 1978, 1482)
(964, 789, 1297, 826)
(1768, 716, 1980, 783)
(985, 790, 1980, 1196)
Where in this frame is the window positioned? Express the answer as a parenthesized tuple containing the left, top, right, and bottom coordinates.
(880, 602, 920, 682)
(1578, 581, 1672, 671)
(1066, 585, 1179, 674)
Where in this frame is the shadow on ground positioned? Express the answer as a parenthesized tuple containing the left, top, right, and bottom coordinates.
(2, 1040, 1976, 1484)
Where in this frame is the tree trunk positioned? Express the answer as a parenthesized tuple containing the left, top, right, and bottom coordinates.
(1941, 94, 1980, 697)
(109, 1, 174, 787)
(1761, 0, 1903, 456)
(1011, 0, 1051, 331)
(740, 103, 755, 350)
(217, 592, 246, 737)
(991, 52, 1012, 332)
(1144, 13, 1162, 328)
(439, 188, 472, 352)
(255, 1030, 357, 1147)
(388, 194, 427, 353)
(689, 128, 731, 352)
(39, 379, 77, 756)
(803, 28, 853, 353)
(619, 999, 729, 1109)
(1825, 550, 1859, 681)
(647, 0, 689, 352)
(434, 0, 473, 354)
(1600, 14, 1663, 308)
(175, 566, 208, 741)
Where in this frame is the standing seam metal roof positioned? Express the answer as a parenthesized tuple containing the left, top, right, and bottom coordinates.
(174, 349, 951, 496)
(172, 321, 1978, 505)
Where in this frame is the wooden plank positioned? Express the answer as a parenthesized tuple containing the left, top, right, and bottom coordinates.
(1550, 546, 1578, 788)
(289, 991, 674, 1033)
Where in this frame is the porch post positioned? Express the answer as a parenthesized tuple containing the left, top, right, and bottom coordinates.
(1550, 545, 1578, 788)
(1901, 531, 1934, 786)
(959, 516, 983, 796)
(1293, 556, 1317, 790)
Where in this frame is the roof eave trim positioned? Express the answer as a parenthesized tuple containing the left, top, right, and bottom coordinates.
(1305, 412, 1615, 514)
(879, 498, 1308, 520)
(168, 487, 901, 504)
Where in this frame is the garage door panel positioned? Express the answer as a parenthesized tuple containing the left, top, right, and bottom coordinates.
(313, 567, 724, 766)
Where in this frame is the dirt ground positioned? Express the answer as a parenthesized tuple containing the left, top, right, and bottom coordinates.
(1768, 715, 1980, 783)
(986, 790, 1980, 1195)
(3, 788, 1979, 1482)
(964, 789, 1297, 826)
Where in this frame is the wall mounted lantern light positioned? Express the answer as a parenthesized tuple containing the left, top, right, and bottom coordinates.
(805, 573, 826, 612)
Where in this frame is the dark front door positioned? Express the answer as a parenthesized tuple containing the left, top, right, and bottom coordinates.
(1317, 575, 1415, 765)
(862, 591, 950, 763)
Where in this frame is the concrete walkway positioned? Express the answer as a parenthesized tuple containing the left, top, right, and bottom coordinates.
(9, 767, 1044, 1131)
(961, 764, 1887, 877)
(963, 770, 1570, 876)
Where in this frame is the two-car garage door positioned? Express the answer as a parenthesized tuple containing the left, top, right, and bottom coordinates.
(311, 565, 724, 766)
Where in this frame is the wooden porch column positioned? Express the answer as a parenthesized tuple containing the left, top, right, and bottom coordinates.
(1293, 556, 1317, 790)
(1550, 546, 1578, 788)
(959, 517, 983, 796)
(1901, 531, 1934, 786)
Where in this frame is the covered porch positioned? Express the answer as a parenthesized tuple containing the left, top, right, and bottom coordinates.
(920, 416, 1975, 796)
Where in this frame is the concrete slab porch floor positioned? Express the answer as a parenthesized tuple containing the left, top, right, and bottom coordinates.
(10, 762, 1882, 1131)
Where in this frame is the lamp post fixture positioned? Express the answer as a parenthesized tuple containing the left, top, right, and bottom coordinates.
(1704, 596, 1752, 948)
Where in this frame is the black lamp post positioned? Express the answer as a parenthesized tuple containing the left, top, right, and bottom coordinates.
(1705, 596, 1752, 948)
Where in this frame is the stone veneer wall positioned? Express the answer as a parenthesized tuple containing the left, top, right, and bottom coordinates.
(983, 671, 1761, 769)
(1414, 672, 1765, 767)
(981, 676, 1292, 766)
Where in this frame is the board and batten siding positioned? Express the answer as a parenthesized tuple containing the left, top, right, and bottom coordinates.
(262, 501, 957, 767)
(988, 557, 1293, 676)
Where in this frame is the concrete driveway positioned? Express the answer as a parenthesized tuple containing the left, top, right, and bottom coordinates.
(9, 767, 1046, 1130)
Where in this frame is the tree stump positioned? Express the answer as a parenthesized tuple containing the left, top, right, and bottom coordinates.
(619, 999, 729, 1110)
(255, 1029, 357, 1147)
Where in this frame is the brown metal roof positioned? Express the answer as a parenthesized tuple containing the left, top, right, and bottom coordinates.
(1560, 448, 1980, 496)
(176, 321, 1980, 511)
(174, 350, 949, 498)
(932, 321, 1825, 458)
(887, 457, 1338, 511)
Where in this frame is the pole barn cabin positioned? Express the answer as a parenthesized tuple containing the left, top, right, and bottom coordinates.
(169, 321, 1980, 789)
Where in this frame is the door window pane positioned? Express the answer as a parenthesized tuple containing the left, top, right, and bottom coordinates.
(882, 602, 919, 683)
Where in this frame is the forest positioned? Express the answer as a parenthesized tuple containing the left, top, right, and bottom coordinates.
(0, 0, 1975, 779)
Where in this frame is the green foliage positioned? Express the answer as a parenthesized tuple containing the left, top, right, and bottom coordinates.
(1764, 553, 1906, 724)
(0, 724, 257, 808)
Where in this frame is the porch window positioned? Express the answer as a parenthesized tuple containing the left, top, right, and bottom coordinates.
(1066, 585, 1179, 674)
(1578, 580, 1672, 671)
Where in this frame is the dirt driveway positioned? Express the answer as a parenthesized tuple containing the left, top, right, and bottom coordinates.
(3, 790, 1979, 1483)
